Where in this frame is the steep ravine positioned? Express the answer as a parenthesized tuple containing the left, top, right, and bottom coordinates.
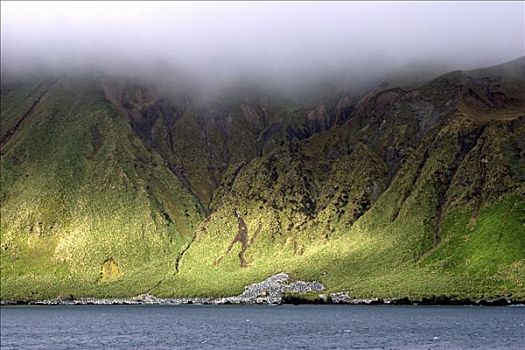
(1, 57, 524, 301)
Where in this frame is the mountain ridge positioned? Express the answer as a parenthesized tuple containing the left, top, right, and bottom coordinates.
(1, 57, 524, 301)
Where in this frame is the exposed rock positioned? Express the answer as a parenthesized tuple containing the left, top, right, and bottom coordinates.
(6, 273, 325, 306)
(0, 274, 520, 306)
(329, 292, 351, 304)
(330, 292, 381, 304)
(234, 272, 325, 304)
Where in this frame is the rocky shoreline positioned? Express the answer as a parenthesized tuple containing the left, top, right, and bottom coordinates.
(1, 273, 523, 306)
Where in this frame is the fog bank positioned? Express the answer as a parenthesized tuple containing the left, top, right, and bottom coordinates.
(1, 1, 524, 91)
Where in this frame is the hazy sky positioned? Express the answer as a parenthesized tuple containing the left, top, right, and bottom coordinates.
(1, 1, 524, 86)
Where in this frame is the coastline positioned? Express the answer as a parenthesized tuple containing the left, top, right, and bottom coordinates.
(1, 295, 522, 306)
(1, 273, 522, 307)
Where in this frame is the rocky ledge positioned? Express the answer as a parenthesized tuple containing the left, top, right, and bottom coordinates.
(1, 273, 325, 306)
(328, 292, 523, 306)
(1, 274, 522, 306)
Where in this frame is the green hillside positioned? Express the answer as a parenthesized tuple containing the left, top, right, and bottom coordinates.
(1, 58, 524, 301)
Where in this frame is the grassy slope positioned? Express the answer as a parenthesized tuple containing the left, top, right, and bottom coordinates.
(1, 79, 203, 300)
(160, 115, 524, 300)
(1, 59, 524, 301)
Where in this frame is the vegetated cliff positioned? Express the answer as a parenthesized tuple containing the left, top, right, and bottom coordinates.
(1, 57, 524, 301)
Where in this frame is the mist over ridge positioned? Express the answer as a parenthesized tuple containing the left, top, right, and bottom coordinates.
(1, 1, 524, 95)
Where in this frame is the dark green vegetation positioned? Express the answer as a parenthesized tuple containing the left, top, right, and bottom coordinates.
(1, 58, 524, 301)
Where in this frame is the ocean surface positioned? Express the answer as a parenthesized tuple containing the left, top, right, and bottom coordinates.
(1, 304, 524, 349)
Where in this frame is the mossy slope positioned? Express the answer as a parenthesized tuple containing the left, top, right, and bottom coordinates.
(1, 78, 203, 299)
(1, 58, 524, 300)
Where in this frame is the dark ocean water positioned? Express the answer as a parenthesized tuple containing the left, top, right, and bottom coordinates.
(1, 304, 524, 349)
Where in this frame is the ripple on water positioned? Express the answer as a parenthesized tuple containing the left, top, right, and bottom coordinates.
(0, 305, 524, 350)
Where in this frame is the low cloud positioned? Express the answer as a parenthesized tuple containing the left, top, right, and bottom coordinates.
(1, 1, 524, 92)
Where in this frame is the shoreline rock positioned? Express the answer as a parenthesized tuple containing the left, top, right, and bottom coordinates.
(328, 292, 523, 306)
(1, 273, 523, 306)
(1, 273, 325, 306)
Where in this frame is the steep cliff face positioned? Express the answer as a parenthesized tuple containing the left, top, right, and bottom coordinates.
(99, 78, 355, 211)
(176, 58, 524, 299)
(0, 78, 204, 298)
(1, 58, 524, 300)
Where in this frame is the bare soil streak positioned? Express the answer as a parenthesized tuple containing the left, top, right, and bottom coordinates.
(216, 211, 259, 267)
